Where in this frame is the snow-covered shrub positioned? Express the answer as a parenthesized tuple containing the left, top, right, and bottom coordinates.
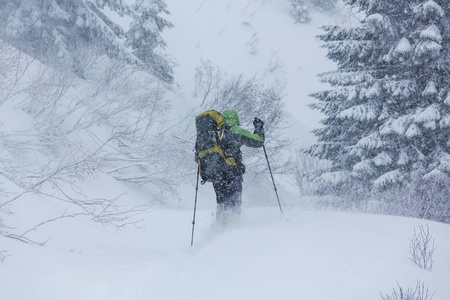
(381, 280, 434, 300)
(0, 38, 176, 245)
(308, 167, 450, 222)
(408, 225, 436, 271)
(372, 171, 450, 223)
(292, 149, 332, 196)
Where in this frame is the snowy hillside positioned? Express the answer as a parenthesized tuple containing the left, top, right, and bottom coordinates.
(2, 207, 450, 300)
(163, 0, 337, 143)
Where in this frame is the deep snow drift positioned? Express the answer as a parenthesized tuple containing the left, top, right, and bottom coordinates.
(2, 206, 450, 300)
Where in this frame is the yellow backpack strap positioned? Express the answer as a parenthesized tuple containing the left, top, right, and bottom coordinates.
(198, 144, 237, 166)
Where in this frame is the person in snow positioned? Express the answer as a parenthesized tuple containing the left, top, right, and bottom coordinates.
(213, 110, 264, 222)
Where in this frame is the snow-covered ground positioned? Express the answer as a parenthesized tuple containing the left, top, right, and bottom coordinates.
(2, 205, 450, 300)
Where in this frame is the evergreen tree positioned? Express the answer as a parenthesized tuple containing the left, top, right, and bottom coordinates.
(309, 0, 450, 193)
(0, 0, 172, 82)
(313, 0, 338, 12)
(290, 0, 311, 24)
(290, 0, 338, 24)
(126, 0, 173, 83)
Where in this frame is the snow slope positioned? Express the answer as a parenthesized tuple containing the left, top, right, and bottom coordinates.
(163, 0, 337, 143)
(2, 207, 450, 300)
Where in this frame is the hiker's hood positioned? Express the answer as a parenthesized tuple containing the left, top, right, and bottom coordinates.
(222, 110, 240, 125)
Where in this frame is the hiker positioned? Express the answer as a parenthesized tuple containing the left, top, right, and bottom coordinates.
(211, 110, 264, 220)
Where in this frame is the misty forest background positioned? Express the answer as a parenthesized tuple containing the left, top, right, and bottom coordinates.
(0, 0, 450, 255)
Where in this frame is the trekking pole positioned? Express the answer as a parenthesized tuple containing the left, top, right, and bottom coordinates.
(191, 167, 200, 246)
(263, 144, 283, 214)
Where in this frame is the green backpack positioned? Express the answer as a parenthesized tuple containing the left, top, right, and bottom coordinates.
(195, 110, 236, 182)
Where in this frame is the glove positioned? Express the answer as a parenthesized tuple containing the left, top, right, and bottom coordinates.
(253, 117, 264, 129)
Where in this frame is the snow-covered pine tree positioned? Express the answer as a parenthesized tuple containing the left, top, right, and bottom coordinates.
(0, 0, 172, 82)
(0, 0, 127, 77)
(126, 0, 173, 83)
(290, 0, 338, 24)
(313, 0, 338, 12)
(309, 1, 450, 200)
(290, 0, 311, 23)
